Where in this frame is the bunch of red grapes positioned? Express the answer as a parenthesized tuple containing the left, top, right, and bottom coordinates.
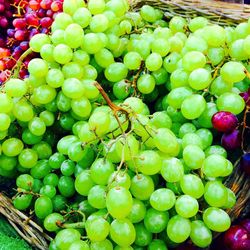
(0, 0, 63, 83)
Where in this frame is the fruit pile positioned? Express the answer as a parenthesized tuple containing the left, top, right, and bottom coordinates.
(0, 0, 250, 249)
(0, 0, 63, 83)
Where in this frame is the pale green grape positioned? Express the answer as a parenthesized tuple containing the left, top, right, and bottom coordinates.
(5, 79, 28, 97)
(216, 92, 245, 115)
(204, 181, 227, 208)
(30, 34, 50, 52)
(64, 23, 84, 49)
(95, 48, 114, 68)
(53, 44, 73, 64)
(151, 38, 170, 57)
(82, 33, 103, 54)
(175, 195, 199, 218)
(188, 17, 208, 32)
(163, 52, 181, 73)
(73, 50, 90, 66)
(167, 87, 193, 109)
(137, 74, 156, 94)
(207, 47, 225, 66)
(184, 35, 208, 53)
(145, 53, 163, 72)
(188, 68, 212, 90)
(170, 69, 189, 89)
(62, 78, 85, 99)
(90, 14, 109, 33)
(169, 16, 187, 33)
(202, 25, 226, 47)
(88, 0, 105, 15)
(203, 154, 227, 177)
(105, 62, 128, 82)
(220, 61, 246, 83)
(167, 215, 191, 243)
(180, 174, 204, 199)
(123, 51, 142, 70)
(229, 39, 248, 61)
(150, 188, 176, 211)
(140, 5, 157, 23)
(28, 59, 48, 78)
(183, 145, 205, 169)
(73, 8, 92, 28)
(182, 51, 206, 72)
(46, 69, 64, 88)
(161, 157, 184, 182)
(62, 62, 83, 79)
(190, 220, 212, 248)
(203, 207, 231, 232)
(0, 113, 11, 131)
(210, 76, 233, 96)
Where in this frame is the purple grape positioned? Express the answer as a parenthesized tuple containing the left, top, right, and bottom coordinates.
(212, 111, 238, 133)
(221, 130, 241, 150)
(240, 153, 250, 175)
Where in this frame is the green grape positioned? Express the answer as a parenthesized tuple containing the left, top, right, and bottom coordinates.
(78, 122, 96, 143)
(208, 47, 225, 66)
(182, 51, 206, 72)
(188, 17, 208, 32)
(223, 188, 236, 209)
(106, 187, 133, 219)
(181, 94, 206, 119)
(34, 196, 53, 219)
(2, 138, 23, 157)
(203, 154, 227, 177)
(161, 157, 184, 182)
(169, 16, 186, 33)
(167, 215, 191, 243)
(71, 97, 91, 118)
(204, 181, 227, 207)
(205, 145, 227, 158)
(32, 179, 43, 193)
(188, 68, 212, 90)
(90, 14, 109, 33)
(28, 117, 46, 136)
(51, 29, 65, 45)
(120, 20, 132, 35)
(88, 185, 107, 209)
(54, 12, 73, 29)
(150, 188, 176, 211)
(89, 111, 111, 136)
(64, 23, 84, 49)
(197, 102, 218, 128)
(108, 171, 131, 189)
(136, 150, 162, 175)
(178, 123, 196, 138)
(44, 213, 64, 232)
(220, 61, 246, 83)
(43, 173, 59, 187)
(28, 58, 48, 78)
(229, 39, 248, 61)
(86, 217, 110, 242)
(5, 78, 28, 97)
(144, 208, 169, 233)
(16, 174, 34, 190)
(175, 195, 199, 218)
(75, 170, 94, 196)
(190, 220, 212, 248)
(0, 154, 16, 171)
(49, 152, 66, 169)
(55, 229, 81, 250)
(68, 240, 90, 250)
(153, 128, 179, 156)
(57, 175, 75, 198)
(167, 87, 193, 109)
(39, 111, 55, 127)
(105, 62, 128, 82)
(60, 159, 75, 176)
(94, 48, 114, 68)
(18, 149, 38, 169)
(130, 174, 154, 201)
(113, 80, 130, 100)
(62, 78, 85, 99)
(123, 97, 145, 114)
(140, 5, 158, 23)
(82, 33, 103, 54)
(180, 174, 204, 199)
(152, 67, 169, 86)
(62, 62, 84, 79)
(33, 85, 57, 105)
(127, 198, 146, 223)
(13, 193, 33, 210)
(202, 25, 226, 47)
(196, 128, 213, 150)
(170, 69, 189, 89)
(30, 160, 51, 179)
(216, 92, 245, 115)
(134, 223, 152, 247)
(40, 44, 55, 62)
(30, 34, 50, 52)
(183, 145, 205, 169)
(82, 64, 98, 80)
(210, 76, 233, 96)
(90, 239, 113, 250)
(145, 53, 163, 72)
(148, 239, 167, 250)
(88, 0, 105, 14)
(90, 158, 114, 185)
(0, 93, 13, 113)
(72, 50, 90, 67)
(184, 36, 208, 53)
(110, 219, 136, 247)
(40, 185, 56, 198)
(52, 195, 67, 212)
(53, 44, 73, 64)
(203, 207, 231, 232)
(163, 52, 181, 73)
(150, 111, 172, 129)
(123, 52, 142, 71)
(0, 113, 11, 131)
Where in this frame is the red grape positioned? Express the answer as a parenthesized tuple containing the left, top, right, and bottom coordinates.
(212, 111, 238, 133)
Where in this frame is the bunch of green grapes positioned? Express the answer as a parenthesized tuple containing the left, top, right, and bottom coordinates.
(0, 0, 249, 249)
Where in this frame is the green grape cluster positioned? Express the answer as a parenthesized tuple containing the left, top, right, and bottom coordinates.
(0, 0, 249, 249)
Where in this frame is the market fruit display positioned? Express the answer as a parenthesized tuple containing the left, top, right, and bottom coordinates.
(0, 0, 250, 249)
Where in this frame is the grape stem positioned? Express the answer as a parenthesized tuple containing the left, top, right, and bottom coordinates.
(12, 48, 33, 78)
(131, 61, 144, 96)
(56, 221, 85, 229)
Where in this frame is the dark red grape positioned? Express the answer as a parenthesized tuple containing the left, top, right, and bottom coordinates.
(40, 17, 52, 28)
(221, 129, 241, 150)
(25, 13, 40, 26)
(240, 219, 250, 233)
(212, 111, 239, 133)
(13, 18, 26, 29)
(224, 225, 250, 250)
